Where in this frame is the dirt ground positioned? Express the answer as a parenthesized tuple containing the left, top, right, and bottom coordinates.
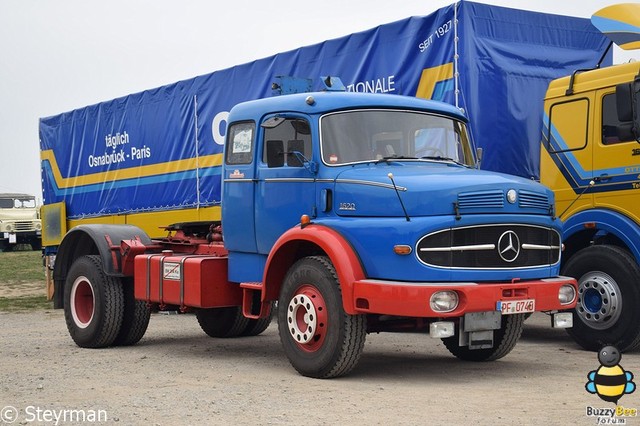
(1, 308, 638, 426)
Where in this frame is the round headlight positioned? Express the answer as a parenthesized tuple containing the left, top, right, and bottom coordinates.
(5, 223, 13, 232)
(430, 291, 459, 313)
(559, 284, 576, 305)
(506, 189, 517, 204)
(35, 223, 42, 231)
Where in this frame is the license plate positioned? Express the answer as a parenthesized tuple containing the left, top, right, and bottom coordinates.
(497, 299, 535, 315)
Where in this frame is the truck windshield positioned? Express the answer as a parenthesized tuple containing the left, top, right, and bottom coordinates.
(0, 197, 36, 209)
(320, 109, 474, 166)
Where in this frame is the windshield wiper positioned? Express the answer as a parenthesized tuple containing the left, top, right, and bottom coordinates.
(420, 156, 468, 167)
(374, 155, 418, 164)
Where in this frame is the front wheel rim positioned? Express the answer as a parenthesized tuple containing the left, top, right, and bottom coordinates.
(286, 285, 328, 352)
(575, 271, 621, 330)
(70, 276, 95, 329)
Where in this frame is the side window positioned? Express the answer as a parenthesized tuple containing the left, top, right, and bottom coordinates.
(262, 118, 312, 167)
(602, 93, 634, 145)
(225, 122, 255, 165)
(547, 98, 589, 153)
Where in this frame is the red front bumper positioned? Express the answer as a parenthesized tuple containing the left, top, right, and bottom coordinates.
(351, 276, 577, 317)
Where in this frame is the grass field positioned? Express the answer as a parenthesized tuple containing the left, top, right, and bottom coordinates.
(0, 249, 52, 311)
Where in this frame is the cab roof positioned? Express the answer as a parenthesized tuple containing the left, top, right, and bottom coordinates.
(0, 193, 35, 199)
(228, 91, 468, 123)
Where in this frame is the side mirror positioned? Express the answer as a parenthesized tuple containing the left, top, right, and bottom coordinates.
(616, 73, 640, 143)
(616, 82, 633, 121)
(287, 140, 305, 167)
(266, 140, 284, 168)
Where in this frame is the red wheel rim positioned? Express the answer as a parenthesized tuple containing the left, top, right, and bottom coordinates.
(71, 276, 95, 328)
(286, 284, 328, 352)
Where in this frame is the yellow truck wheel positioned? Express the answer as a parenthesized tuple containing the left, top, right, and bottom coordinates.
(562, 245, 640, 352)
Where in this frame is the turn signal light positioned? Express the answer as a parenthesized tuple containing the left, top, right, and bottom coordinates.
(393, 245, 412, 255)
(300, 215, 311, 228)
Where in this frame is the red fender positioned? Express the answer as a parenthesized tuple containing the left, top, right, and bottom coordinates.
(263, 224, 365, 314)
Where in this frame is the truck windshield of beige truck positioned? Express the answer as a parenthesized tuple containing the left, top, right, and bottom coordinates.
(0, 195, 36, 208)
(320, 109, 474, 167)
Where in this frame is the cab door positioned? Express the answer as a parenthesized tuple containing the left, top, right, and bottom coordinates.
(254, 115, 316, 254)
(541, 96, 594, 217)
(222, 121, 258, 253)
(593, 89, 640, 218)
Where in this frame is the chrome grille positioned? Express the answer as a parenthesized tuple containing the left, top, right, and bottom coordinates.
(416, 224, 561, 269)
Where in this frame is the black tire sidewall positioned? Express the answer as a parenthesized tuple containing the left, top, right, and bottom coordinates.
(277, 257, 344, 377)
(63, 255, 123, 348)
(563, 245, 640, 350)
(113, 279, 150, 346)
(196, 306, 249, 338)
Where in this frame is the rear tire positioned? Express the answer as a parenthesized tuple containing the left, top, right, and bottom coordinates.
(443, 314, 525, 361)
(242, 301, 275, 336)
(63, 255, 124, 348)
(277, 256, 366, 378)
(113, 280, 150, 346)
(196, 307, 249, 338)
(562, 245, 640, 351)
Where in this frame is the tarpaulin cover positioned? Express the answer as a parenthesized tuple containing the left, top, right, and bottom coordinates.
(39, 1, 610, 219)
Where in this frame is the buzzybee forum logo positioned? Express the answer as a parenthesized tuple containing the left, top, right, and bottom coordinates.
(586, 346, 636, 403)
(585, 346, 637, 423)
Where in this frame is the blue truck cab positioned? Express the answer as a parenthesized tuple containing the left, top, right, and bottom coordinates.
(217, 87, 577, 377)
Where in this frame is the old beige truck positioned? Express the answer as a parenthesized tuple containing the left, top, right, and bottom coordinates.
(0, 193, 41, 251)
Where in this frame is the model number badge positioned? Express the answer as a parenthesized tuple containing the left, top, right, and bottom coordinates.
(339, 202, 356, 211)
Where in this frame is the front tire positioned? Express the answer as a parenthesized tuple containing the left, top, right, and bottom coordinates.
(443, 314, 525, 361)
(63, 255, 124, 348)
(562, 245, 640, 351)
(277, 256, 366, 378)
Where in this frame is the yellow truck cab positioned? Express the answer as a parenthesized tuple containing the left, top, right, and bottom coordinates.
(541, 56, 640, 351)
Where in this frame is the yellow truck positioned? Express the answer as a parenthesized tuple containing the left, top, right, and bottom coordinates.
(541, 3, 640, 351)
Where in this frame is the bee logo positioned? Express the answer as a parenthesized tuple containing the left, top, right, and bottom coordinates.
(586, 345, 636, 404)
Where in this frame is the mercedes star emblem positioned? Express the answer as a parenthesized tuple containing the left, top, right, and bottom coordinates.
(498, 230, 520, 262)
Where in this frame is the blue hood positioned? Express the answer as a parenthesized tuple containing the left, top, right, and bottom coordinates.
(332, 162, 553, 217)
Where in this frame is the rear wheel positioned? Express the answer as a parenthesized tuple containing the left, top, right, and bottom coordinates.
(277, 256, 366, 378)
(562, 245, 640, 351)
(63, 255, 124, 348)
(113, 280, 150, 346)
(242, 301, 275, 336)
(443, 314, 525, 361)
(196, 306, 249, 338)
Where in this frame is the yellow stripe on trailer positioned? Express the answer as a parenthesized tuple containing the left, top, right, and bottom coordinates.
(40, 150, 223, 189)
